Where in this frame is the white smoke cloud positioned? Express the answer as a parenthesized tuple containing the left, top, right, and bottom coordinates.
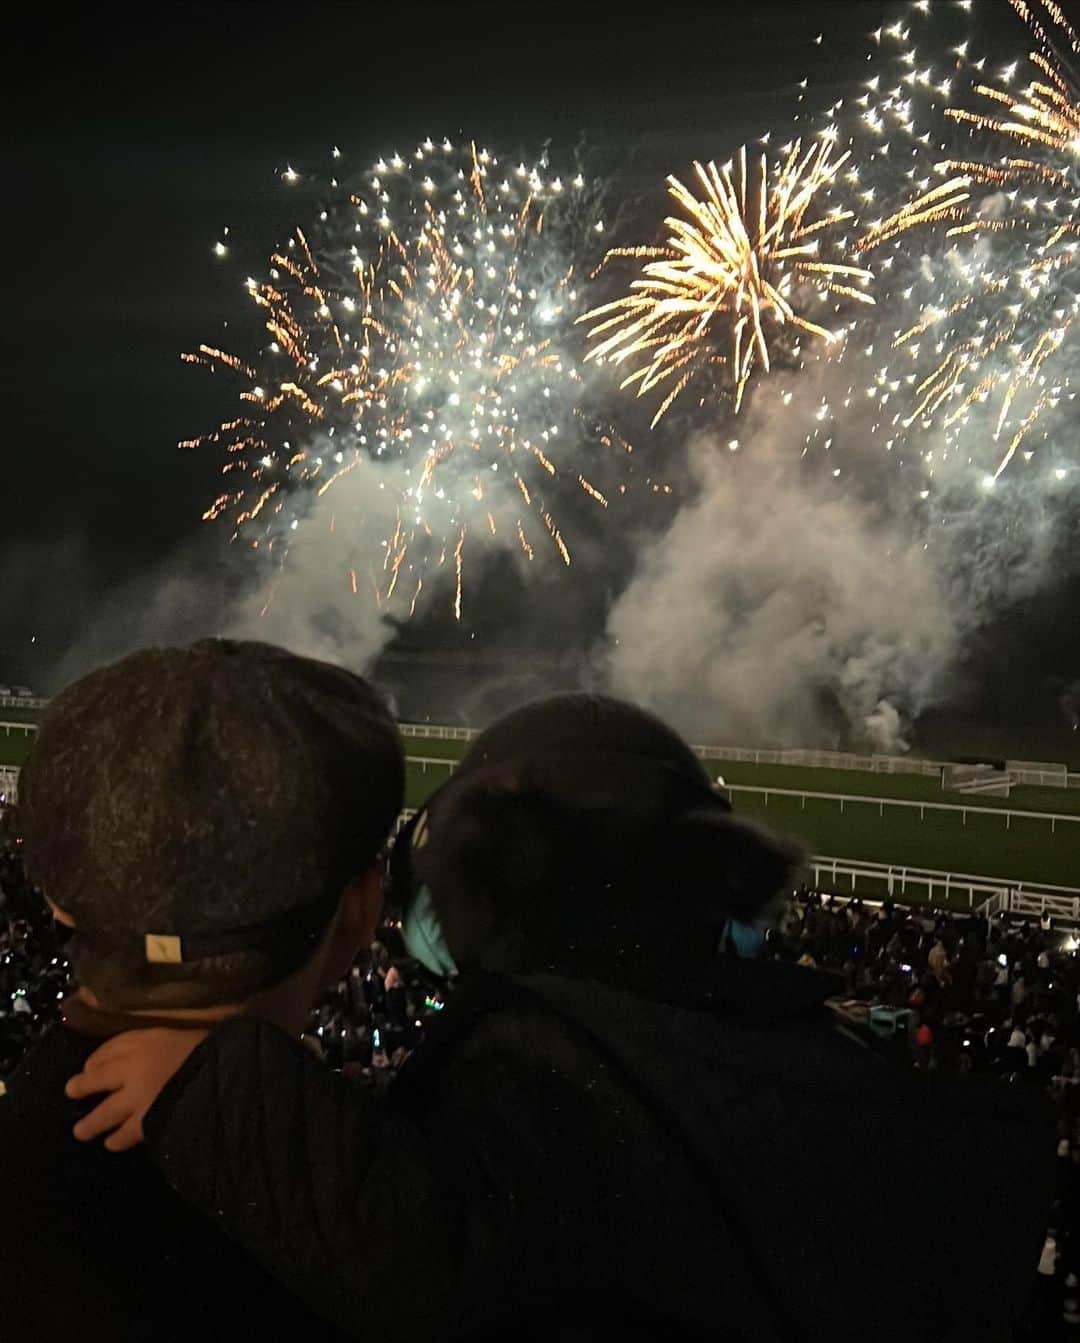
(604, 425, 956, 749)
(865, 699, 908, 754)
(42, 433, 569, 697)
(39, 458, 410, 691)
(223, 453, 405, 672)
(599, 282, 1076, 754)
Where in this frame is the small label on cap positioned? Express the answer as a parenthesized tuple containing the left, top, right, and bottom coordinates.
(145, 933, 183, 964)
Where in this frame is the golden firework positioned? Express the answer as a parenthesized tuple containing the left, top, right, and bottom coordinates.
(580, 138, 874, 422)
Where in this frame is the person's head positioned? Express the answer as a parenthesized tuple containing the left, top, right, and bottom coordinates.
(19, 639, 403, 1029)
(391, 694, 804, 987)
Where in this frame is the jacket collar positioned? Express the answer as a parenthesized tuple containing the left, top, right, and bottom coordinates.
(392, 956, 842, 1107)
(58, 993, 232, 1040)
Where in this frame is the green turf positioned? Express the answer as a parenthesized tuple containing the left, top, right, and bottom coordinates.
(398, 735, 471, 762)
(0, 724, 35, 767)
(723, 791, 1078, 889)
(1009, 785, 1080, 817)
(405, 758, 457, 806)
(6, 716, 1079, 896)
(709, 760, 950, 799)
(708, 760, 1080, 812)
(0, 705, 43, 725)
(400, 729, 1080, 892)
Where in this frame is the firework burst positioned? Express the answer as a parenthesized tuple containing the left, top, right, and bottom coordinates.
(183, 140, 629, 617)
(579, 137, 874, 423)
(858, 0, 1080, 480)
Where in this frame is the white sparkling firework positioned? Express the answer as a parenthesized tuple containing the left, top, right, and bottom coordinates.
(697, 0, 1080, 510)
(852, 0, 1080, 487)
(184, 140, 630, 618)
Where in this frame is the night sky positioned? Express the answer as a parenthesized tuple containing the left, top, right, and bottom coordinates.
(4, 2, 1077, 759)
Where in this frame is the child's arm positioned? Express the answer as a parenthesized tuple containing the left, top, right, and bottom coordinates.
(67, 1028, 207, 1150)
(68, 1011, 613, 1337)
(69, 1018, 468, 1337)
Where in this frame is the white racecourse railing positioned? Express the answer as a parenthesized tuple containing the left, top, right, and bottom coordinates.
(400, 765, 1078, 912)
(810, 855, 1080, 913)
(407, 760, 1080, 835)
(8, 715, 1077, 787)
(698, 744, 941, 777)
(399, 724, 478, 742)
(407, 755, 460, 773)
(1, 770, 1072, 917)
(398, 825, 1080, 918)
(704, 746, 1077, 790)
(400, 725, 942, 776)
(721, 784, 1080, 833)
(0, 722, 36, 739)
(978, 887, 1080, 923)
(399, 723, 1080, 789)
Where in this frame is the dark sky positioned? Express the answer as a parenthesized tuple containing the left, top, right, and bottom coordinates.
(3, 1, 1077, 758)
(2, 1, 862, 661)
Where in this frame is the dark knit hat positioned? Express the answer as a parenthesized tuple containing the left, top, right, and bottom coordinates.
(397, 694, 804, 980)
(454, 693, 721, 816)
(20, 640, 403, 1000)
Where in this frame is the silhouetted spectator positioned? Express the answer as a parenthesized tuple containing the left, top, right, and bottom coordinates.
(3, 639, 403, 1341)
(71, 695, 1055, 1343)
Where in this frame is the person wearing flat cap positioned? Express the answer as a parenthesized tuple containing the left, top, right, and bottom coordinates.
(2, 639, 403, 1341)
(68, 693, 1054, 1343)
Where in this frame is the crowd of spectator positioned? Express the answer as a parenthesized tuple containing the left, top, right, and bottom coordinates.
(2, 834, 1071, 1335)
(301, 932, 447, 1085)
(0, 836, 69, 1075)
(1, 831, 443, 1090)
(3, 643, 1060, 1343)
(772, 888, 1080, 1337)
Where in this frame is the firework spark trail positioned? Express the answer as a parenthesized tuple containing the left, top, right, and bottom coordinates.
(580, 138, 874, 423)
(857, 0, 1080, 480)
(602, 2, 1080, 758)
(184, 140, 630, 616)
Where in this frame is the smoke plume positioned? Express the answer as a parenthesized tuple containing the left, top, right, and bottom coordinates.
(604, 423, 955, 749)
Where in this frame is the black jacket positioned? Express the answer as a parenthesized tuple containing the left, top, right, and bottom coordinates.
(143, 959, 1055, 1343)
(0, 1020, 349, 1341)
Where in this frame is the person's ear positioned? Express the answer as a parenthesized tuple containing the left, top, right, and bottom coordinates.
(46, 898, 75, 928)
(313, 869, 383, 996)
(673, 810, 805, 922)
(339, 865, 384, 948)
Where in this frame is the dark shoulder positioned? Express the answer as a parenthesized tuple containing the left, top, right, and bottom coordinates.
(0, 1024, 94, 1133)
(398, 985, 662, 1171)
(2, 1027, 353, 1340)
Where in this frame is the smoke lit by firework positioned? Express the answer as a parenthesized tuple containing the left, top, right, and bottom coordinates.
(183, 140, 631, 618)
(169, 1, 1080, 752)
(182, 3, 1080, 632)
(580, 138, 875, 422)
(602, 0, 1080, 755)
